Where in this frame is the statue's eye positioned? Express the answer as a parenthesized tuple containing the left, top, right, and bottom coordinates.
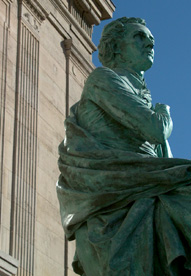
(134, 32, 155, 46)
(134, 32, 146, 40)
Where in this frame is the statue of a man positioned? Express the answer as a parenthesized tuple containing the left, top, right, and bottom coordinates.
(57, 17, 191, 276)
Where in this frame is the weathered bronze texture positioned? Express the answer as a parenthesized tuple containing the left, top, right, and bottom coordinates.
(57, 17, 191, 275)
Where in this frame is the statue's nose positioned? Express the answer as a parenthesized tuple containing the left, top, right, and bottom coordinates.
(144, 36, 154, 49)
(145, 41, 154, 49)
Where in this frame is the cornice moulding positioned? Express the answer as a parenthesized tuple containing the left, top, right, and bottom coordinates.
(70, 24, 97, 53)
(73, 0, 100, 25)
(47, 0, 97, 52)
(21, 0, 49, 22)
(95, 0, 115, 20)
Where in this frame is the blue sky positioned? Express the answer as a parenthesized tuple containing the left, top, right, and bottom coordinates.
(92, 1, 191, 159)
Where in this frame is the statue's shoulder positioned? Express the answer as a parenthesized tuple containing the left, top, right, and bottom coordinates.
(86, 66, 123, 88)
(91, 66, 116, 75)
(89, 66, 120, 79)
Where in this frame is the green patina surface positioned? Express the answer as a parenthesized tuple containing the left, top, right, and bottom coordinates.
(57, 17, 191, 275)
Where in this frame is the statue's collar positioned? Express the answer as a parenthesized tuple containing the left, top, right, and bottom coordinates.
(112, 67, 152, 105)
(113, 67, 146, 89)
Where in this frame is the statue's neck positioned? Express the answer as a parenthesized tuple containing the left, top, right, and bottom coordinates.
(113, 67, 146, 88)
(124, 67, 144, 80)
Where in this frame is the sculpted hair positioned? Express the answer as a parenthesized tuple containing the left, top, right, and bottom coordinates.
(98, 17, 146, 68)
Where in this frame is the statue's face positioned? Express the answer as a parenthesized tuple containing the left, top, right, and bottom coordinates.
(119, 24, 155, 73)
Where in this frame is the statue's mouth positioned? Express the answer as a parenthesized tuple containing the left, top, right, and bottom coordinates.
(145, 50, 154, 58)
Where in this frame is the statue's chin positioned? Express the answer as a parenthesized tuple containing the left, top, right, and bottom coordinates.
(141, 58, 154, 72)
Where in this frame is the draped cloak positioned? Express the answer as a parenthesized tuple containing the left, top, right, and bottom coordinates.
(57, 67, 191, 276)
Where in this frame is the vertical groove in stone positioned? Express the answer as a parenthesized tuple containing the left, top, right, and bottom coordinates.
(11, 20, 39, 276)
(33, 34, 39, 276)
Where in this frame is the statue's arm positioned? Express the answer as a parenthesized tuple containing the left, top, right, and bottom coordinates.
(84, 67, 173, 145)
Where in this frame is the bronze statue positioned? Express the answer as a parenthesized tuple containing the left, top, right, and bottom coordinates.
(57, 17, 191, 275)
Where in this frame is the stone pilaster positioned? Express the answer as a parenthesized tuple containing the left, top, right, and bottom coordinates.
(10, 1, 46, 275)
(0, 0, 13, 231)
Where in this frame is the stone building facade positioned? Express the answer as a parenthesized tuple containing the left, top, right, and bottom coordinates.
(0, 0, 115, 275)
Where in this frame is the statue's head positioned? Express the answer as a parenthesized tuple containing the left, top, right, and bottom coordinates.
(98, 17, 155, 73)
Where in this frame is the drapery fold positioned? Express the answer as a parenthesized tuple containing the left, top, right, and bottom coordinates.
(57, 105, 191, 275)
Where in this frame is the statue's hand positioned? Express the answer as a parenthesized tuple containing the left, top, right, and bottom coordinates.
(155, 103, 170, 115)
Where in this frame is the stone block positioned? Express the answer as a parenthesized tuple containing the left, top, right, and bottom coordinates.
(35, 221, 64, 264)
(40, 20, 66, 70)
(38, 93, 65, 139)
(39, 46, 66, 89)
(39, 68, 65, 114)
(37, 141, 59, 179)
(35, 243, 64, 276)
(37, 166, 61, 208)
(36, 193, 64, 237)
